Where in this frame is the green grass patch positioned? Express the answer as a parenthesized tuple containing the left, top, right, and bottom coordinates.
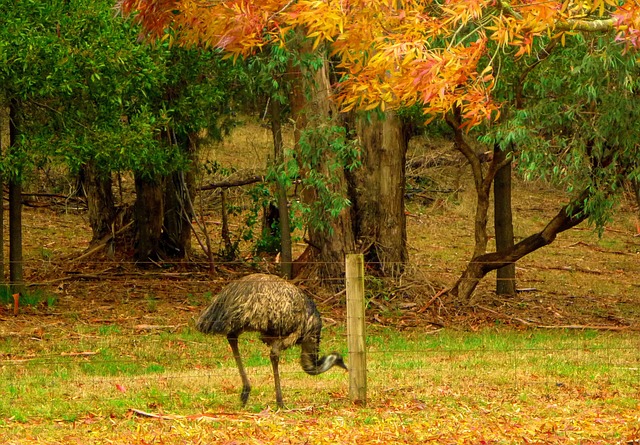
(0, 286, 57, 307)
(1, 325, 638, 443)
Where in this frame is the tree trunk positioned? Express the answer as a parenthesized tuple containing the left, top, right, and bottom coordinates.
(83, 161, 116, 244)
(446, 112, 493, 258)
(633, 180, 640, 233)
(288, 49, 355, 284)
(9, 179, 23, 294)
(451, 190, 590, 302)
(134, 173, 164, 262)
(0, 100, 8, 284)
(446, 108, 512, 301)
(162, 162, 195, 259)
(352, 111, 408, 276)
(493, 143, 516, 296)
(8, 100, 24, 294)
(270, 98, 293, 278)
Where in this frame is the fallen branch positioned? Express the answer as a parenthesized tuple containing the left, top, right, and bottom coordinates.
(198, 174, 264, 191)
(534, 264, 604, 275)
(60, 351, 98, 357)
(475, 305, 534, 326)
(566, 240, 632, 256)
(418, 288, 448, 313)
(130, 408, 251, 422)
(537, 325, 638, 331)
(134, 324, 184, 332)
(71, 221, 134, 262)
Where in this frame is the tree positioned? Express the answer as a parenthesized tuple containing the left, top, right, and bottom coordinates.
(1, 0, 240, 266)
(351, 111, 408, 276)
(120, 0, 640, 297)
(448, 34, 640, 301)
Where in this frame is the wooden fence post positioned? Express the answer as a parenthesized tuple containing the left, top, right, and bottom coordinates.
(346, 253, 366, 405)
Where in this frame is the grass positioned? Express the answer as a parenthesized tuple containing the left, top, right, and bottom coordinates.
(0, 287, 56, 308)
(1, 324, 638, 443)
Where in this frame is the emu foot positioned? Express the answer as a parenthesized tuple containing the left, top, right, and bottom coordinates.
(240, 384, 251, 406)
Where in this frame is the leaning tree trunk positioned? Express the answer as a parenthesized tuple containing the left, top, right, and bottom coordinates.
(493, 143, 516, 296)
(288, 47, 355, 284)
(446, 108, 517, 302)
(134, 173, 164, 262)
(83, 161, 117, 244)
(352, 111, 408, 276)
(452, 190, 590, 302)
(446, 110, 494, 258)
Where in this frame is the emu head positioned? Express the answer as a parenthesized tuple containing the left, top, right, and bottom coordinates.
(324, 352, 348, 372)
(302, 351, 348, 375)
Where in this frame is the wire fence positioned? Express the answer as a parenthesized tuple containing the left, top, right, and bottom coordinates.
(2, 264, 639, 418)
(2, 333, 639, 412)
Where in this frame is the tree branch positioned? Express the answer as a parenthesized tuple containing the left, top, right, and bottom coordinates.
(475, 189, 590, 274)
(556, 18, 616, 32)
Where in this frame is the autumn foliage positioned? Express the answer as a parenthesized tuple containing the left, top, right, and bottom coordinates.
(119, 0, 640, 128)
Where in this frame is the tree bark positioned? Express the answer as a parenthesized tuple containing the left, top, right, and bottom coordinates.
(9, 179, 23, 294)
(451, 190, 590, 302)
(0, 100, 8, 284)
(493, 143, 516, 296)
(162, 169, 192, 258)
(83, 161, 116, 244)
(270, 97, 293, 278)
(446, 111, 493, 258)
(134, 173, 164, 262)
(8, 100, 24, 294)
(352, 111, 408, 276)
(633, 180, 640, 229)
(288, 48, 355, 284)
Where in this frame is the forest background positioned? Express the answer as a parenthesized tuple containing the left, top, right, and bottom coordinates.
(1, 1, 639, 443)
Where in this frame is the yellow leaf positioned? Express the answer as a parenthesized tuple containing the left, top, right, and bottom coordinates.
(312, 36, 322, 51)
(364, 101, 380, 111)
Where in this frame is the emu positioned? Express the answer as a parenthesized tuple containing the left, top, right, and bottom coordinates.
(196, 273, 347, 407)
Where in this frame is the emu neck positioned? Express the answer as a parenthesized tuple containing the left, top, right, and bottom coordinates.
(300, 342, 334, 375)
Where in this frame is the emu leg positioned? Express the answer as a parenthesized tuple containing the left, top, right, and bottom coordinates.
(270, 345, 284, 408)
(227, 334, 251, 405)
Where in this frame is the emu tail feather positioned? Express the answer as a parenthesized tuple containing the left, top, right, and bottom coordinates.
(195, 303, 227, 334)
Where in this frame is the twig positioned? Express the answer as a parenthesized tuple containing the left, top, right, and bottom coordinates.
(537, 325, 638, 331)
(60, 351, 98, 357)
(417, 288, 447, 313)
(134, 324, 185, 332)
(319, 288, 345, 304)
(475, 305, 533, 326)
(71, 221, 134, 262)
